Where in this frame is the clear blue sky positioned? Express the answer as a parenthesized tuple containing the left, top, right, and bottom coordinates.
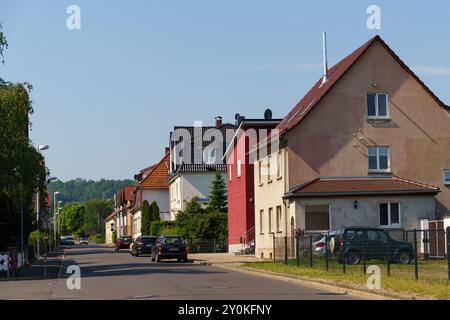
(1, 0, 449, 181)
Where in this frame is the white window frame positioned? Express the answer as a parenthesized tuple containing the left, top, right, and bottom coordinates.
(368, 146, 390, 173)
(229, 165, 232, 181)
(237, 160, 242, 178)
(259, 210, 264, 234)
(367, 93, 390, 119)
(276, 206, 282, 232)
(276, 150, 282, 178)
(268, 207, 273, 233)
(379, 202, 401, 228)
(443, 169, 450, 185)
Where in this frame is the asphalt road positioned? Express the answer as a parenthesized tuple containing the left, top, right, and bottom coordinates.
(1, 244, 358, 300)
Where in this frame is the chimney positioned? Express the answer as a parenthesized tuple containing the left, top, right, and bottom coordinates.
(322, 32, 329, 84)
(165, 147, 170, 155)
(215, 116, 223, 128)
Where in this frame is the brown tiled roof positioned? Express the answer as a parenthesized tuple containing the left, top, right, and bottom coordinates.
(285, 176, 439, 198)
(139, 153, 169, 189)
(122, 186, 135, 201)
(276, 35, 449, 135)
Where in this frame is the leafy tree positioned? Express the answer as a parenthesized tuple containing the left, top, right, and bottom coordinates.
(60, 203, 85, 235)
(0, 23, 8, 65)
(175, 197, 207, 241)
(202, 210, 228, 243)
(207, 172, 227, 213)
(140, 200, 151, 235)
(83, 199, 113, 235)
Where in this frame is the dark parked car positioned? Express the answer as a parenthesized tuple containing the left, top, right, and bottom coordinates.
(60, 236, 75, 246)
(334, 226, 413, 265)
(151, 235, 188, 262)
(115, 236, 132, 252)
(131, 236, 157, 256)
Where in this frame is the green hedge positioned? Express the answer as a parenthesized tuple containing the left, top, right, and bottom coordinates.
(150, 221, 179, 237)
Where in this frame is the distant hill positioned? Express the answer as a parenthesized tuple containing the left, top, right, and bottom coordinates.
(46, 178, 135, 203)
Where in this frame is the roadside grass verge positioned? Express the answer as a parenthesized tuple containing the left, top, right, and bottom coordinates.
(243, 258, 449, 299)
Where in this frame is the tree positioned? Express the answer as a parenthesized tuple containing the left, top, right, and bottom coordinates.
(0, 23, 8, 65)
(203, 211, 228, 243)
(84, 199, 113, 235)
(140, 200, 151, 235)
(175, 197, 207, 241)
(207, 172, 227, 213)
(150, 201, 160, 222)
(60, 203, 85, 235)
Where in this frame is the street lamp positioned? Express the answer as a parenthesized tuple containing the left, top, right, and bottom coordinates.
(53, 191, 60, 249)
(57, 200, 63, 245)
(36, 144, 50, 258)
(45, 178, 58, 253)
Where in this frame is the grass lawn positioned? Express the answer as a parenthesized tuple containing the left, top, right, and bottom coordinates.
(243, 257, 450, 299)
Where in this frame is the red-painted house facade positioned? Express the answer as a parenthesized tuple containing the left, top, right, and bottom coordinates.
(225, 113, 281, 254)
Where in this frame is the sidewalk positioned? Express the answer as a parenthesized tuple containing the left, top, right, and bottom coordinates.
(0, 248, 65, 281)
(190, 252, 264, 265)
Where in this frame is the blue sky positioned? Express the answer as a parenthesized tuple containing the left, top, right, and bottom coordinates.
(1, 0, 449, 180)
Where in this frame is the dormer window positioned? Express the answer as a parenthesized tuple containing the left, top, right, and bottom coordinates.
(367, 93, 389, 119)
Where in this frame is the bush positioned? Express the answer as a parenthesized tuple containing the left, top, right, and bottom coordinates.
(112, 230, 117, 243)
(95, 234, 105, 244)
(150, 221, 179, 237)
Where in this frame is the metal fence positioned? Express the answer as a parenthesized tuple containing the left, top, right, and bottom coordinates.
(186, 239, 228, 254)
(270, 227, 450, 281)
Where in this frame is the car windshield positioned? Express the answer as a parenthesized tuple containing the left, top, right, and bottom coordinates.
(66, 237, 74, 240)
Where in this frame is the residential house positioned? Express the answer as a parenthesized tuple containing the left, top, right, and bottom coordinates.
(168, 116, 236, 220)
(130, 150, 170, 238)
(254, 35, 450, 258)
(225, 111, 281, 254)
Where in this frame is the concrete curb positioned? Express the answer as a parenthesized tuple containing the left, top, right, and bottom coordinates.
(213, 263, 433, 300)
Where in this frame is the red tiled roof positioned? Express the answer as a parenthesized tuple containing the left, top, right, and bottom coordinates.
(122, 186, 135, 201)
(139, 153, 169, 189)
(285, 176, 439, 198)
(277, 35, 449, 135)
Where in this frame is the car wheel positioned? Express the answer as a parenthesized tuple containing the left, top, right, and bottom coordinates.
(346, 252, 361, 265)
(397, 252, 411, 265)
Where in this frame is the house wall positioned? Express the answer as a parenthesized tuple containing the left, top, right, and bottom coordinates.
(254, 148, 291, 259)
(133, 210, 142, 239)
(290, 194, 436, 234)
(142, 188, 170, 220)
(284, 40, 450, 218)
(105, 220, 114, 244)
(169, 176, 183, 220)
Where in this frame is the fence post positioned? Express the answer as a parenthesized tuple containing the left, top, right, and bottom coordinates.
(386, 230, 390, 277)
(325, 234, 329, 272)
(272, 233, 276, 263)
(284, 236, 288, 265)
(413, 229, 419, 281)
(342, 234, 346, 274)
(309, 235, 313, 268)
(446, 227, 450, 281)
(296, 236, 300, 267)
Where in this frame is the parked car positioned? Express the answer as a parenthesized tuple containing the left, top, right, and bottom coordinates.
(151, 235, 188, 262)
(312, 231, 336, 256)
(80, 237, 89, 245)
(131, 236, 157, 256)
(60, 236, 75, 246)
(334, 226, 413, 265)
(115, 236, 132, 252)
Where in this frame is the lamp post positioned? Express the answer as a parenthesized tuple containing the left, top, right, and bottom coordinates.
(57, 200, 63, 245)
(36, 144, 49, 258)
(53, 191, 60, 250)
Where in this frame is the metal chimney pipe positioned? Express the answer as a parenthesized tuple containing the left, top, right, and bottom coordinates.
(322, 32, 329, 84)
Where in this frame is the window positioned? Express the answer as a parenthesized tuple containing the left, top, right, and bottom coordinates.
(259, 210, 264, 234)
(367, 93, 389, 119)
(305, 205, 330, 232)
(276, 206, 282, 232)
(237, 160, 242, 177)
(379, 202, 400, 227)
(368, 146, 390, 172)
(258, 161, 262, 185)
(268, 208, 273, 233)
(267, 155, 272, 181)
(229, 165, 232, 181)
(276, 151, 282, 178)
(443, 170, 450, 185)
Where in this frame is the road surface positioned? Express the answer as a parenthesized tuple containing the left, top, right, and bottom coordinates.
(0, 244, 358, 300)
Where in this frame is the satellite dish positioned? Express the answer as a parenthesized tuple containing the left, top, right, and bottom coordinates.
(235, 113, 241, 121)
(264, 108, 272, 120)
